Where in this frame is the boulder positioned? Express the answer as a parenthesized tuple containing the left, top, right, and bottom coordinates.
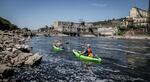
(12, 49, 22, 56)
(0, 33, 43, 68)
(12, 36, 20, 44)
(3, 40, 13, 45)
(0, 39, 3, 44)
(18, 38, 25, 44)
(3, 40, 14, 49)
(0, 52, 5, 64)
(18, 53, 33, 61)
(2, 36, 9, 42)
(10, 53, 32, 67)
(25, 52, 42, 66)
(2, 51, 17, 58)
(7, 43, 15, 48)
(22, 44, 30, 49)
(12, 48, 18, 53)
(0, 64, 14, 78)
(2, 51, 13, 64)
(0, 44, 3, 51)
(6, 48, 12, 51)
(15, 44, 21, 49)
(15, 44, 31, 53)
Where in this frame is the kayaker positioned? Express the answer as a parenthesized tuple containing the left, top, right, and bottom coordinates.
(81, 44, 94, 58)
(55, 40, 64, 49)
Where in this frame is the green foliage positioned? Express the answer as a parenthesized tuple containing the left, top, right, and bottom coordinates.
(0, 30, 3, 33)
(116, 25, 148, 36)
(22, 27, 30, 31)
(0, 17, 11, 25)
(116, 26, 128, 35)
(0, 17, 19, 31)
(132, 25, 146, 29)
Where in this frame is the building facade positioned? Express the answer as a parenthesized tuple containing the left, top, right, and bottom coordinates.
(124, 7, 148, 27)
(52, 21, 95, 33)
(53, 21, 79, 32)
(98, 27, 116, 36)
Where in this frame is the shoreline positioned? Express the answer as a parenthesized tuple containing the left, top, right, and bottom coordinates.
(107, 36, 150, 40)
(49, 33, 150, 40)
(35, 32, 150, 40)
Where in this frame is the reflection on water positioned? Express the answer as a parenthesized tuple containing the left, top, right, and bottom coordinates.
(11, 36, 150, 82)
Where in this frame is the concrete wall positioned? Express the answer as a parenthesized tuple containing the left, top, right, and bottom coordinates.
(98, 27, 116, 36)
(130, 7, 148, 18)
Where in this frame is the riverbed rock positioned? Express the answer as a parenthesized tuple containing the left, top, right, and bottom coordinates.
(25, 52, 42, 66)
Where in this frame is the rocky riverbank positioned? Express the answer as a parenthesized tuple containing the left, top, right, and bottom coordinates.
(0, 32, 42, 80)
(107, 35, 150, 40)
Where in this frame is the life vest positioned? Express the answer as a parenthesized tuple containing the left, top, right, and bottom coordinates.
(87, 47, 92, 54)
(88, 53, 94, 58)
(87, 47, 94, 58)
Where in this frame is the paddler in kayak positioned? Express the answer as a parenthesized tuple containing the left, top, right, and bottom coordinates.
(81, 44, 94, 58)
(53, 40, 64, 49)
(81, 44, 94, 68)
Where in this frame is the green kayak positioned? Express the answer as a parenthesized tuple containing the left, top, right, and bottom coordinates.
(72, 49, 102, 63)
(52, 44, 64, 52)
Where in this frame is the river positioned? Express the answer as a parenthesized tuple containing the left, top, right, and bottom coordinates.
(10, 36, 150, 82)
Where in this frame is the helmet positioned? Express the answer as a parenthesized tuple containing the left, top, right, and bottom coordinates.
(87, 44, 91, 47)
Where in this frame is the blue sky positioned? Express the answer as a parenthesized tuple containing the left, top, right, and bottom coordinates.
(0, 0, 148, 29)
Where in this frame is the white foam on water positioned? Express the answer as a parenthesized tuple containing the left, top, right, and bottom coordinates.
(103, 68, 120, 73)
(113, 63, 128, 68)
(100, 47, 140, 54)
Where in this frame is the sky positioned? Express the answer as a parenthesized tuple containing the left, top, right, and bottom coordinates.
(0, 0, 148, 29)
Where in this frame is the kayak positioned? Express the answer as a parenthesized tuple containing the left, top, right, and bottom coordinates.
(72, 49, 102, 63)
(52, 44, 64, 52)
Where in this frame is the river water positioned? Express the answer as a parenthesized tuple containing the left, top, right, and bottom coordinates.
(11, 36, 150, 82)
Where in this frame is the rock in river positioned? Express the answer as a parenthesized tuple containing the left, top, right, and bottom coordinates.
(25, 52, 42, 66)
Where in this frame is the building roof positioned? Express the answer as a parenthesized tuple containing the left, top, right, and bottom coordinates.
(133, 7, 148, 12)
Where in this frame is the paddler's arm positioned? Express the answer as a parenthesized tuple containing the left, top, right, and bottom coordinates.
(81, 48, 87, 55)
(81, 51, 85, 54)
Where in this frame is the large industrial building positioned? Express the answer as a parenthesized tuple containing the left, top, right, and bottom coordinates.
(52, 21, 94, 32)
(124, 7, 148, 27)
